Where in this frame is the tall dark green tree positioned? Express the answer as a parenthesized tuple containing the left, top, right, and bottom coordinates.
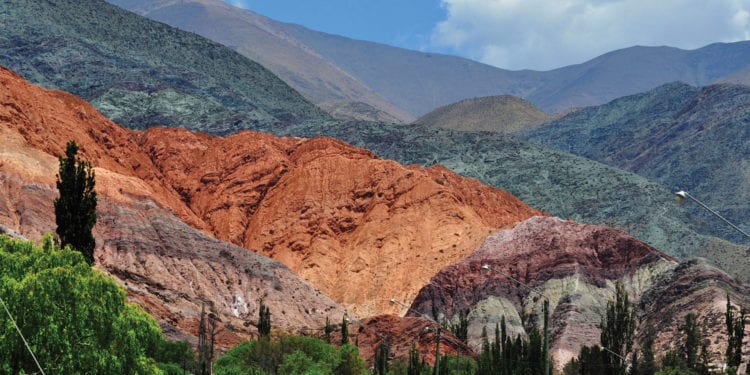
(601, 281, 636, 375)
(726, 294, 747, 374)
(450, 309, 470, 344)
(54, 140, 97, 265)
(341, 314, 349, 345)
(324, 316, 333, 343)
(374, 338, 390, 375)
(408, 343, 423, 375)
(639, 325, 657, 375)
(258, 299, 271, 339)
(682, 312, 700, 369)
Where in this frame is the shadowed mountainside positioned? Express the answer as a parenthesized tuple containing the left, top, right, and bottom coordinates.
(407, 217, 749, 370)
(106, 0, 415, 123)
(0, 65, 542, 318)
(415, 95, 550, 133)
(518, 82, 750, 246)
(0, 0, 329, 135)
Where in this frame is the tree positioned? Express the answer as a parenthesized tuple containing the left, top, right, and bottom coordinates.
(682, 313, 700, 369)
(54, 140, 97, 265)
(726, 294, 747, 374)
(450, 309, 470, 344)
(197, 303, 217, 375)
(639, 325, 657, 375)
(341, 314, 349, 345)
(601, 281, 636, 375)
(324, 316, 333, 343)
(374, 338, 390, 375)
(408, 343, 423, 375)
(258, 299, 271, 339)
(0, 235, 162, 374)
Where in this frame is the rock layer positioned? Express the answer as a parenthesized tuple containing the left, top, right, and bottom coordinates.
(408, 216, 677, 368)
(0, 121, 346, 349)
(0, 65, 542, 318)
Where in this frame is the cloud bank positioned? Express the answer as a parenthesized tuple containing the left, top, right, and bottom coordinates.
(433, 0, 750, 71)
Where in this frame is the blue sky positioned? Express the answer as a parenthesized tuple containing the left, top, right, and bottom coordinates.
(227, 0, 750, 71)
(229, 0, 449, 53)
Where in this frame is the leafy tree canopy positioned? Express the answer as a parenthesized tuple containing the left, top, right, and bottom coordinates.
(0, 234, 164, 374)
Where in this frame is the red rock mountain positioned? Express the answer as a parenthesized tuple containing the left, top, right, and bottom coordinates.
(407, 217, 749, 370)
(0, 65, 542, 322)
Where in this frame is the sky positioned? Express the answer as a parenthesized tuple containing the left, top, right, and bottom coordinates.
(227, 0, 750, 71)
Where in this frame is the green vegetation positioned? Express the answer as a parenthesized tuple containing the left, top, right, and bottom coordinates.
(258, 299, 272, 339)
(0, 234, 168, 374)
(725, 295, 747, 375)
(54, 140, 97, 265)
(601, 282, 636, 375)
(213, 335, 367, 375)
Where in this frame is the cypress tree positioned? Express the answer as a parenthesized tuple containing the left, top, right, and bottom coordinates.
(407, 343, 422, 375)
(374, 338, 390, 375)
(639, 325, 657, 375)
(341, 314, 349, 345)
(54, 140, 97, 265)
(682, 312, 700, 369)
(258, 299, 271, 338)
(324, 316, 333, 343)
(600, 281, 635, 375)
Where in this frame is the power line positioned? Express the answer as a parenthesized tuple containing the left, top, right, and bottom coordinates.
(0, 295, 46, 375)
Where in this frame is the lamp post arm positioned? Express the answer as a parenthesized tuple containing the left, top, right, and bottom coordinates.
(678, 191, 750, 240)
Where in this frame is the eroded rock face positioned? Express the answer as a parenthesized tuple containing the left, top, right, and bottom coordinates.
(639, 258, 750, 370)
(0, 134, 346, 348)
(0, 65, 543, 317)
(352, 315, 472, 367)
(408, 216, 677, 368)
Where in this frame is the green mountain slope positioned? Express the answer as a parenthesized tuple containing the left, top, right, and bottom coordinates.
(0, 0, 328, 134)
(518, 82, 750, 244)
(279, 121, 749, 283)
(105, 0, 415, 123)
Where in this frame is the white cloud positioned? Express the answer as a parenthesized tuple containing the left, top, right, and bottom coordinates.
(432, 0, 750, 71)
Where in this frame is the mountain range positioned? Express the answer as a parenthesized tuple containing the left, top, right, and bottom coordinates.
(0, 0, 328, 135)
(111, 0, 750, 119)
(518, 82, 750, 244)
(2, 0, 750, 369)
(3, 66, 748, 369)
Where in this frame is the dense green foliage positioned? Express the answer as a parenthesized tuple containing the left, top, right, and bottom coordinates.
(54, 140, 97, 265)
(213, 335, 367, 375)
(473, 318, 546, 375)
(0, 234, 163, 374)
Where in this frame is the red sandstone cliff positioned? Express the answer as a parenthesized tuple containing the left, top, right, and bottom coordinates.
(0, 65, 542, 320)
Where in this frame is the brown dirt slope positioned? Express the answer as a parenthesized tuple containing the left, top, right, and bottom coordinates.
(0, 65, 543, 318)
(415, 95, 550, 133)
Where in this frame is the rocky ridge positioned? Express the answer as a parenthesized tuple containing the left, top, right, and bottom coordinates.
(0, 106, 347, 349)
(0, 65, 542, 318)
(406, 217, 749, 370)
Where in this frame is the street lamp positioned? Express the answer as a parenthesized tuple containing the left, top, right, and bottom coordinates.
(481, 264, 550, 375)
(675, 190, 750, 240)
(390, 298, 442, 375)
